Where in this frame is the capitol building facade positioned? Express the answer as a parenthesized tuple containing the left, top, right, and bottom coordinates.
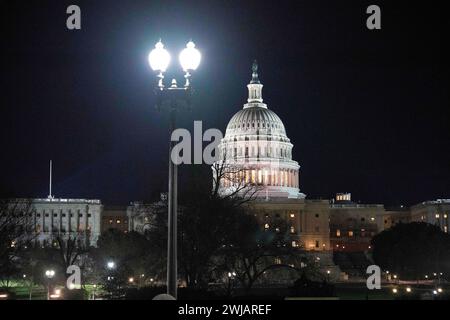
(209, 62, 450, 274)
(6, 62, 449, 281)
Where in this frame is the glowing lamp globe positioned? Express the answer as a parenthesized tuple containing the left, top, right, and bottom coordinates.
(148, 40, 171, 72)
(179, 41, 201, 71)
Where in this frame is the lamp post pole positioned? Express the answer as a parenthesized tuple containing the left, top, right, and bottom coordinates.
(148, 40, 200, 299)
(167, 99, 178, 299)
(159, 81, 191, 300)
(45, 269, 55, 300)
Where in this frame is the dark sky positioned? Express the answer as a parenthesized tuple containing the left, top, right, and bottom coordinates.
(2, 0, 449, 206)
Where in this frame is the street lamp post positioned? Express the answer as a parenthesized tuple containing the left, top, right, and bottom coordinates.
(45, 269, 55, 300)
(148, 39, 201, 299)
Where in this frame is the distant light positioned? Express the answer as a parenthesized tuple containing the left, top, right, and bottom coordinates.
(327, 270, 331, 274)
(150, 278, 154, 282)
(107, 261, 115, 269)
(141, 274, 145, 278)
(392, 288, 398, 294)
(148, 40, 171, 72)
(0, 294, 8, 299)
(433, 273, 437, 276)
(179, 41, 201, 71)
(386, 271, 389, 274)
(433, 290, 438, 295)
(54, 289, 61, 295)
(437, 288, 443, 293)
(23, 274, 26, 278)
(393, 274, 397, 279)
(45, 269, 55, 278)
(406, 287, 412, 293)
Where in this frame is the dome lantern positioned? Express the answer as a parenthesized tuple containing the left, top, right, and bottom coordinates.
(246, 60, 265, 106)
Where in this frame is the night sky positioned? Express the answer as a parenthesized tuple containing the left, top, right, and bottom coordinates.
(2, 0, 449, 206)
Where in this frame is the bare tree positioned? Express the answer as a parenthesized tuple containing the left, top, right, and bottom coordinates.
(54, 234, 90, 276)
(211, 149, 261, 206)
(217, 220, 303, 293)
(0, 199, 35, 286)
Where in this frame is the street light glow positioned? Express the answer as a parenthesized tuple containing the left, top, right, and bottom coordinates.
(179, 41, 201, 71)
(45, 269, 55, 278)
(107, 261, 115, 269)
(148, 40, 171, 72)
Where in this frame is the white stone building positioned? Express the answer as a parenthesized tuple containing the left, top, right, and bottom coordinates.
(29, 197, 102, 247)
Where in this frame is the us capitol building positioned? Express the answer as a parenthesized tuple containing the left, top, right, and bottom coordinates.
(9, 62, 449, 279)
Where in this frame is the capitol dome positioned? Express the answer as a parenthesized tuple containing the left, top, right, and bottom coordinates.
(215, 61, 305, 199)
(225, 106, 287, 137)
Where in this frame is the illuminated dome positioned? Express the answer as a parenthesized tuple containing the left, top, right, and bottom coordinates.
(215, 61, 305, 199)
(225, 107, 287, 137)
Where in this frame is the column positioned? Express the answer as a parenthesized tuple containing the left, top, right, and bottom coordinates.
(67, 210, 71, 235)
(85, 205, 89, 246)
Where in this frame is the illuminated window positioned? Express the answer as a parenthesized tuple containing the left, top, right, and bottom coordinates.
(444, 214, 448, 219)
(290, 226, 295, 234)
(109, 219, 113, 224)
(116, 219, 121, 224)
(444, 226, 448, 233)
(348, 231, 354, 237)
(436, 214, 440, 219)
(336, 229, 341, 237)
(264, 223, 269, 230)
(275, 258, 282, 264)
(291, 241, 298, 248)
